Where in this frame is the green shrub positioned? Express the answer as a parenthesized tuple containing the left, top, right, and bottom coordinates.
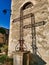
(0, 55, 7, 63)
(0, 27, 6, 34)
(0, 55, 13, 65)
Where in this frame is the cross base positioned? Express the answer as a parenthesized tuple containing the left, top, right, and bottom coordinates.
(19, 39, 24, 51)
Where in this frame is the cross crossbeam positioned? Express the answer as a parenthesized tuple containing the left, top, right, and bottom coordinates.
(12, 13, 34, 22)
(23, 21, 46, 29)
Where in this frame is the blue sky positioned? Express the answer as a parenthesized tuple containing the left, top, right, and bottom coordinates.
(0, 0, 11, 29)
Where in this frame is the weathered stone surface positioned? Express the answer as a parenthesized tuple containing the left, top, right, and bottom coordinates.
(8, 0, 49, 65)
(13, 51, 30, 65)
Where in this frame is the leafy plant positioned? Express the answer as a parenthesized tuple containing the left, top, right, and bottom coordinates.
(1, 45, 8, 55)
(0, 55, 13, 65)
(0, 27, 6, 34)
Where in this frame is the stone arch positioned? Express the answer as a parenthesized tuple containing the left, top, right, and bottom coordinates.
(20, 1, 33, 10)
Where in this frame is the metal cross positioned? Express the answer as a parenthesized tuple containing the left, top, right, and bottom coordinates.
(13, 13, 46, 53)
(13, 13, 34, 51)
(23, 14, 46, 54)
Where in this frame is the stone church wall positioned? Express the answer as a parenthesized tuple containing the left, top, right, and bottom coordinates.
(8, 0, 49, 65)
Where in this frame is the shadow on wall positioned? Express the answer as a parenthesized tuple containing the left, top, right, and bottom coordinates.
(29, 53, 46, 65)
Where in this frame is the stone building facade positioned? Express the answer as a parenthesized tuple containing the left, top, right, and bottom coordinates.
(8, 0, 49, 65)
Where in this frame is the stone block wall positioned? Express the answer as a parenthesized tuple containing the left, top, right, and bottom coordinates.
(8, 0, 49, 65)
